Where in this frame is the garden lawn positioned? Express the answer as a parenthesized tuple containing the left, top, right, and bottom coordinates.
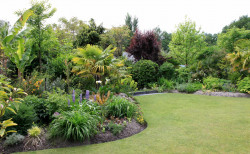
(22, 93, 250, 154)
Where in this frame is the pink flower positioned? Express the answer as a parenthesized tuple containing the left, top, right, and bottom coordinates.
(53, 112, 60, 117)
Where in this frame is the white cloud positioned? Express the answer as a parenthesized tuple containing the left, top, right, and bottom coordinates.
(0, 0, 249, 34)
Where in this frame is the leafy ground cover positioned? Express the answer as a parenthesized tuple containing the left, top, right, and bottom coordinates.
(22, 93, 250, 154)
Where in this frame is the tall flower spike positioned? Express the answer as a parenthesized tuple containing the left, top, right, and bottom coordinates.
(72, 89, 75, 103)
(94, 95, 96, 101)
(68, 99, 70, 107)
(86, 90, 89, 100)
(79, 93, 82, 104)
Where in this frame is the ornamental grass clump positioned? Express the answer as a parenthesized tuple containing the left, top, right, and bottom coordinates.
(49, 110, 99, 141)
(106, 96, 137, 118)
(28, 126, 41, 137)
(24, 126, 43, 149)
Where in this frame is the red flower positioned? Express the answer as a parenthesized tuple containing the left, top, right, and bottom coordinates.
(9, 97, 14, 101)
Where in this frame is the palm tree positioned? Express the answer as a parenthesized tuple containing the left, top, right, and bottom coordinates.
(226, 44, 250, 73)
(72, 44, 124, 83)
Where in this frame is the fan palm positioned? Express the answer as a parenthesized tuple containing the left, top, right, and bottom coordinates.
(226, 47, 250, 73)
(72, 44, 124, 82)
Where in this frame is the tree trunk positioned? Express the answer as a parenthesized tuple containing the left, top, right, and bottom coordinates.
(18, 69, 23, 85)
(38, 22, 42, 73)
(18, 69, 22, 78)
(38, 44, 42, 73)
(119, 44, 122, 56)
(185, 50, 188, 67)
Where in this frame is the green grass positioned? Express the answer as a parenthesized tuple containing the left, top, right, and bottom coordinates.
(21, 93, 250, 154)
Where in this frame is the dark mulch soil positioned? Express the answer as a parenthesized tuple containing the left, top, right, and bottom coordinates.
(0, 119, 146, 154)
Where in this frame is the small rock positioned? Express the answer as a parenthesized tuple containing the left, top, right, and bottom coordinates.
(118, 93, 128, 98)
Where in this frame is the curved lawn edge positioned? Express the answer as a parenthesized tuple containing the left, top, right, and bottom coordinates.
(20, 93, 250, 154)
(6, 120, 147, 154)
(133, 90, 250, 98)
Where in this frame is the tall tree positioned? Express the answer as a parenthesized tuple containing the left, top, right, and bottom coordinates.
(126, 30, 165, 65)
(125, 13, 138, 34)
(169, 18, 206, 67)
(74, 18, 105, 48)
(217, 27, 250, 53)
(204, 33, 217, 46)
(194, 46, 228, 79)
(222, 15, 250, 33)
(153, 27, 172, 52)
(100, 26, 131, 56)
(57, 17, 85, 42)
(17, 0, 57, 72)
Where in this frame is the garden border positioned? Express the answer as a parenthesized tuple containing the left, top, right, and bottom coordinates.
(132, 90, 250, 98)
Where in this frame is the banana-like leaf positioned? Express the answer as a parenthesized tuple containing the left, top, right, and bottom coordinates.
(14, 27, 32, 40)
(11, 54, 20, 66)
(2, 9, 33, 45)
(17, 38, 25, 60)
(19, 49, 36, 72)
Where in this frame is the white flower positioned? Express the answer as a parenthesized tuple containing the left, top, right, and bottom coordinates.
(105, 78, 110, 84)
(96, 80, 102, 84)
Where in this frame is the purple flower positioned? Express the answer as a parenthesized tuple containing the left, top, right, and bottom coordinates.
(68, 99, 70, 106)
(53, 112, 60, 117)
(86, 90, 89, 100)
(94, 95, 96, 101)
(79, 93, 82, 103)
(72, 89, 75, 103)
